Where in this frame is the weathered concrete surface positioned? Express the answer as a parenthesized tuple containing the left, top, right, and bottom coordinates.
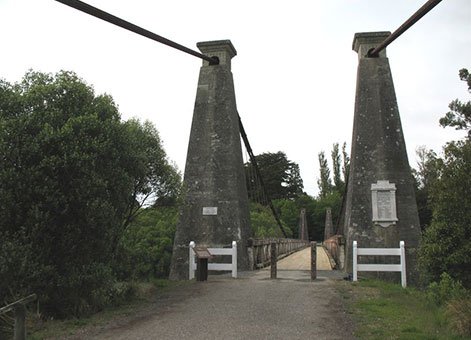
(341, 32, 421, 284)
(324, 208, 334, 241)
(76, 270, 353, 340)
(298, 208, 309, 241)
(169, 40, 252, 280)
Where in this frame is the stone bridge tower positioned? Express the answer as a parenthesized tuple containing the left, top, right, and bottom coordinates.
(298, 208, 309, 241)
(341, 32, 421, 284)
(169, 40, 252, 280)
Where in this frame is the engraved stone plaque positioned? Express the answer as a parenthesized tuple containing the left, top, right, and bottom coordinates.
(202, 207, 218, 216)
(371, 180, 398, 227)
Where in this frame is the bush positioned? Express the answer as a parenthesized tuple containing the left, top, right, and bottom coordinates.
(425, 273, 471, 337)
(426, 272, 467, 306)
(116, 207, 178, 280)
(250, 203, 291, 238)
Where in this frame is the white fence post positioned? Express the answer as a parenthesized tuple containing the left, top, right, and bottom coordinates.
(400, 241, 407, 288)
(232, 241, 237, 278)
(353, 240, 406, 287)
(353, 241, 358, 282)
(188, 241, 238, 279)
(189, 241, 195, 280)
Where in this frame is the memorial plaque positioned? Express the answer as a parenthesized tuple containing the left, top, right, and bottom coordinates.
(202, 207, 218, 215)
(377, 191, 393, 220)
(371, 180, 398, 227)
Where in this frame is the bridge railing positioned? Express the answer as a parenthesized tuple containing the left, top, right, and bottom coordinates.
(247, 238, 309, 269)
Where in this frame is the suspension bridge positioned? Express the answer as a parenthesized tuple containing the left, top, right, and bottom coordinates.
(2, 0, 444, 337)
(51, 0, 436, 282)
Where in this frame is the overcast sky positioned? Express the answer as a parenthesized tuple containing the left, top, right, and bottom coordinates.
(1, 0, 470, 196)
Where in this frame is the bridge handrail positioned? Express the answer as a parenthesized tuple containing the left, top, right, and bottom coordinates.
(247, 238, 309, 269)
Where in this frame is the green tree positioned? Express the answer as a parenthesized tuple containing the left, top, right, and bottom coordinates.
(412, 146, 439, 231)
(250, 203, 291, 238)
(331, 142, 350, 194)
(439, 68, 471, 138)
(418, 140, 471, 288)
(245, 151, 303, 201)
(315, 143, 349, 238)
(342, 142, 350, 185)
(116, 206, 178, 280)
(0, 71, 179, 316)
(331, 143, 342, 191)
(317, 151, 332, 198)
(317, 143, 350, 197)
(120, 119, 181, 231)
(419, 68, 471, 288)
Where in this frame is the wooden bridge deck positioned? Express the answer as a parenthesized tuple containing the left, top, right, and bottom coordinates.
(276, 245, 334, 271)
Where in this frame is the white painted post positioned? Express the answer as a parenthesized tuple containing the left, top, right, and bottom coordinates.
(189, 241, 195, 280)
(353, 241, 358, 282)
(400, 241, 407, 288)
(232, 241, 237, 278)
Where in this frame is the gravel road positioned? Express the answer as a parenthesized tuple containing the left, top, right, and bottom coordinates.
(68, 248, 354, 340)
(75, 276, 353, 339)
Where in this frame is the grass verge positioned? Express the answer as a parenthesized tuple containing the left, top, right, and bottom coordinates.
(336, 278, 469, 340)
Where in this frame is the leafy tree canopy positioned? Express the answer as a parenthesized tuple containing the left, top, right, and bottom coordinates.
(245, 151, 304, 201)
(419, 68, 471, 288)
(0, 70, 180, 316)
(439, 68, 471, 138)
(418, 140, 471, 288)
(317, 142, 349, 198)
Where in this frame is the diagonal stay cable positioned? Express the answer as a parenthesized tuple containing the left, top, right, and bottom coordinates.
(238, 113, 289, 238)
(368, 0, 442, 57)
(54, 0, 219, 65)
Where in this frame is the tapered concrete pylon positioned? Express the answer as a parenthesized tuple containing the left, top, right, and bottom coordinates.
(341, 32, 421, 284)
(169, 40, 252, 280)
(298, 208, 309, 241)
(324, 208, 334, 241)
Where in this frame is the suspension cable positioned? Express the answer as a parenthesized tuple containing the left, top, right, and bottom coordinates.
(238, 114, 288, 238)
(54, 0, 219, 65)
(368, 0, 442, 57)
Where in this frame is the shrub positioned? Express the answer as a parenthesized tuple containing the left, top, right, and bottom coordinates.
(250, 203, 291, 238)
(426, 272, 467, 306)
(116, 207, 178, 280)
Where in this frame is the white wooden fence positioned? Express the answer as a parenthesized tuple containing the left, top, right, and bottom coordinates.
(353, 240, 407, 287)
(189, 241, 237, 279)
